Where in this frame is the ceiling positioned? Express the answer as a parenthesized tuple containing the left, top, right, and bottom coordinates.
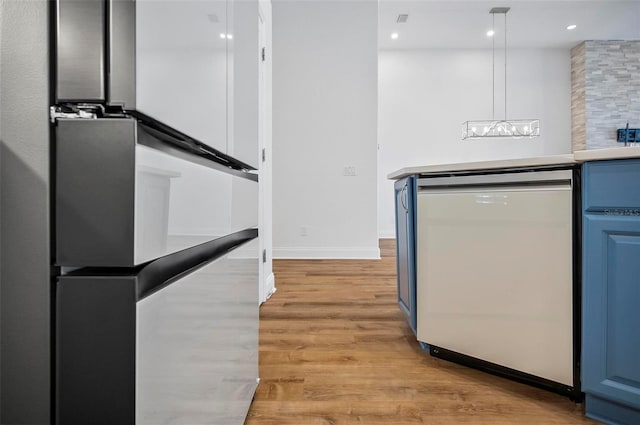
(379, 0, 640, 49)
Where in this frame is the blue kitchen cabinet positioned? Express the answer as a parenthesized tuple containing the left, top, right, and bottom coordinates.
(582, 159, 640, 425)
(394, 176, 417, 335)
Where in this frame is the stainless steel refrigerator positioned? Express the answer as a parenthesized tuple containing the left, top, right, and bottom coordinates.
(51, 1, 259, 424)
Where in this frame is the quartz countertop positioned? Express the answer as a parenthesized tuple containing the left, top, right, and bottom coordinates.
(387, 154, 576, 180)
(388, 147, 640, 180)
(573, 146, 640, 162)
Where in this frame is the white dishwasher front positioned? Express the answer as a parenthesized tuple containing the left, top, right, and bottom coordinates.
(416, 170, 574, 388)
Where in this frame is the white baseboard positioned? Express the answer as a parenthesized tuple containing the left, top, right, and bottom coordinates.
(264, 272, 276, 300)
(378, 232, 397, 239)
(264, 287, 276, 302)
(273, 246, 381, 260)
(260, 273, 276, 305)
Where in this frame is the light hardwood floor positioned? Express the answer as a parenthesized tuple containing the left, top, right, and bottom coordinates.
(245, 239, 594, 425)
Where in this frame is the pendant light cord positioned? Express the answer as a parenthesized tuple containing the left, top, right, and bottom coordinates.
(504, 12, 507, 121)
(492, 13, 495, 121)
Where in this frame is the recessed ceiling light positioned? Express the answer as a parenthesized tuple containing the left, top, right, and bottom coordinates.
(220, 33, 226, 39)
(391, 33, 399, 40)
(487, 30, 495, 37)
(567, 24, 577, 30)
(227, 34, 233, 39)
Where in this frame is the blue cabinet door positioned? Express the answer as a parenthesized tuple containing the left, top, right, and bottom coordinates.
(582, 159, 640, 424)
(394, 177, 417, 334)
(583, 214, 640, 421)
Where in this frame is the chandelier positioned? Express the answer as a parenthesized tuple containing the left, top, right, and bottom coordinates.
(462, 7, 540, 140)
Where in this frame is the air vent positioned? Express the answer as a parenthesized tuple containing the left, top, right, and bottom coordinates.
(207, 13, 219, 23)
(397, 14, 409, 23)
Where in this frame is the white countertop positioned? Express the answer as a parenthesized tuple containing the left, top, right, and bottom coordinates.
(388, 147, 640, 180)
(573, 146, 640, 162)
(387, 154, 576, 180)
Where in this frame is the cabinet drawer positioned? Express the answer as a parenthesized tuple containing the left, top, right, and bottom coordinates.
(584, 159, 640, 212)
(56, 119, 258, 267)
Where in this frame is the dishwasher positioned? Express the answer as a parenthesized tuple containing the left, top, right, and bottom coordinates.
(416, 168, 581, 399)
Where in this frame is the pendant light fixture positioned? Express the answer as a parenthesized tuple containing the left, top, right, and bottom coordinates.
(462, 7, 540, 140)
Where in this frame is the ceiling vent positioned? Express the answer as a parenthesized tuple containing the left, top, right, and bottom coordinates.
(397, 14, 409, 23)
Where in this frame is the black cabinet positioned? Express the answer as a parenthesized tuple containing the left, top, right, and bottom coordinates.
(394, 176, 417, 334)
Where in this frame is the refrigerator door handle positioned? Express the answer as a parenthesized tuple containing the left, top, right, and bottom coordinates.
(136, 228, 258, 300)
(133, 111, 258, 173)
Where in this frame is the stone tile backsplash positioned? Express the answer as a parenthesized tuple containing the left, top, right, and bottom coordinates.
(571, 42, 586, 151)
(571, 41, 640, 151)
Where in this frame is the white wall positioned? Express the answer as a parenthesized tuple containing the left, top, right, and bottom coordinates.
(378, 48, 572, 237)
(136, 0, 229, 154)
(136, 48, 227, 154)
(272, 0, 379, 259)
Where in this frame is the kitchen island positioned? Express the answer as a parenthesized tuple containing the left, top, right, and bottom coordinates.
(390, 148, 640, 425)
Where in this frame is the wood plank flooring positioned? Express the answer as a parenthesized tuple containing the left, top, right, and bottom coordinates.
(245, 239, 594, 425)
